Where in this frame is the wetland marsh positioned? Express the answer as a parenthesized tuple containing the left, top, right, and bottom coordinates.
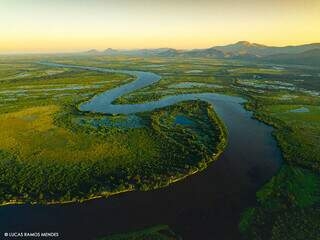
(0, 55, 319, 239)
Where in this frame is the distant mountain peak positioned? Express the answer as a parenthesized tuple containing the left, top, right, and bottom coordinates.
(236, 41, 251, 45)
(104, 48, 117, 52)
(79, 42, 320, 65)
(235, 41, 266, 48)
(85, 49, 99, 54)
(103, 48, 119, 55)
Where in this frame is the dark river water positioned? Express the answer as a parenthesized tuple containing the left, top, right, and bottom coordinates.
(0, 63, 282, 240)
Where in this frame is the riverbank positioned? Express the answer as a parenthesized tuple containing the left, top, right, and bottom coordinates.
(239, 96, 320, 240)
(0, 99, 227, 207)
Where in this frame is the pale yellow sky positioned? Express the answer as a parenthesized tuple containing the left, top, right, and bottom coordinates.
(0, 0, 319, 53)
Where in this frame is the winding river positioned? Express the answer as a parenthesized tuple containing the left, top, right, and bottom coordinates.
(0, 62, 282, 240)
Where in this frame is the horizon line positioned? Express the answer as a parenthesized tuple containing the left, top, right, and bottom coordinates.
(1, 40, 320, 55)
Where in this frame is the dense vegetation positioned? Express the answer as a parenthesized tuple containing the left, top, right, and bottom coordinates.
(237, 65, 320, 239)
(239, 166, 320, 240)
(0, 100, 223, 203)
(0, 58, 224, 204)
(98, 225, 182, 240)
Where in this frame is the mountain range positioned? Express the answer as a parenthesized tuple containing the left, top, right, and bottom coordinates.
(82, 41, 320, 66)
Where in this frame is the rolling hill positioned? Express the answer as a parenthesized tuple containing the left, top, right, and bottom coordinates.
(261, 49, 320, 66)
(80, 41, 320, 66)
(214, 41, 320, 57)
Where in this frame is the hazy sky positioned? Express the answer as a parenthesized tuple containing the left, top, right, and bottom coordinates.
(0, 0, 319, 53)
